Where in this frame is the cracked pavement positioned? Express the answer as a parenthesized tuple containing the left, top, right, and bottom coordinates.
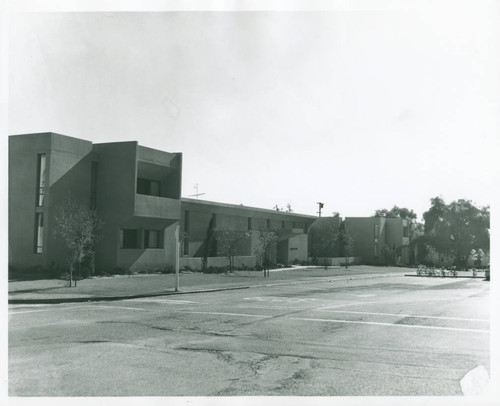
(9, 274, 490, 396)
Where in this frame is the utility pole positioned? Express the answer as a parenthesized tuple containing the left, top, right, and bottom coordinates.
(175, 224, 180, 292)
(317, 202, 324, 217)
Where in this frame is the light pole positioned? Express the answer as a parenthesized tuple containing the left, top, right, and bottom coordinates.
(175, 224, 180, 291)
(317, 202, 324, 217)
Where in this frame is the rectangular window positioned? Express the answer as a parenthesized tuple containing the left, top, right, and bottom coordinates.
(403, 225, 409, 238)
(121, 229, 139, 249)
(248, 217, 252, 230)
(282, 220, 285, 229)
(36, 154, 46, 207)
(137, 178, 161, 197)
(90, 161, 98, 210)
(145, 230, 161, 249)
(374, 224, 379, 238)
(34, 213, 44, 253)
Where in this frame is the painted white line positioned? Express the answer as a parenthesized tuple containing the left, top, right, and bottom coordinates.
(181, 311, 271, 318)
(9, 304, 147, 315)
(316, 310, 489, 322)
(290, 317, 490, 333)
(244, 306, 306, 310)
(130, 298, 199, 304)
(460, 365, 490, 395)
(316, 297, 462, 311)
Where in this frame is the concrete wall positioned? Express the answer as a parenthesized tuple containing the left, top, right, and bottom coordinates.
(345, 217, 386, 265)
(8, 133, 93, 270)
(9, 133, 52, 269)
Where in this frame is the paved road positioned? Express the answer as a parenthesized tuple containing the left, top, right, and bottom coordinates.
(9, 274, 490, 396)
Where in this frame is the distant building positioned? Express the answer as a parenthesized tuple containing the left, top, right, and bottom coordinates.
(8, 132, 315, 273)
(345, 216, 410, 265)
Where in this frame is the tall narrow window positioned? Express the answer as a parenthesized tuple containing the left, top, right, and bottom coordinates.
(282, 221, 285, 229)
(36, 154, 46, 207)
(248, 218, 252, 230)
(373, 244, 378, 258)
(90, 161, 98, 210)
(34, 213, 44, 253)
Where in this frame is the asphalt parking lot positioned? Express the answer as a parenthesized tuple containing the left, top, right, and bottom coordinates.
(9, 273, 490, 397)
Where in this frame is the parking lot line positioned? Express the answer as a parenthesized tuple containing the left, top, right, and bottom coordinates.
(290, 317, 490, 333)
(316, 310, 489, 322)
(181, 311, 272, 318)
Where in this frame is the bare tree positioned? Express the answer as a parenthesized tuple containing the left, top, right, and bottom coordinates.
(254, 230, 278, 277)
(54, 197, 101, 286)
(216, 229, 250, 272)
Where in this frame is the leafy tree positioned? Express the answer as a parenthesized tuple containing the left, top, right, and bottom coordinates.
(374, 206, 417, 221)
(336, 221, 354, 269)
(216, 228, 250, 272)
(380, 244, 394, 266)
(309, 217, 339, 268)
(54, 197, 101, 287)
(201, 215, 217, 272)
(423, 197, 490, 269)
(254, 229, 278, 277)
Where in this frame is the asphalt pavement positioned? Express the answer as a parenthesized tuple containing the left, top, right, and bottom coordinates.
(8, 272, 491, 397)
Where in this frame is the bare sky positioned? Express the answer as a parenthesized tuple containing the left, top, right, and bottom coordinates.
(7, 3, 500, 219)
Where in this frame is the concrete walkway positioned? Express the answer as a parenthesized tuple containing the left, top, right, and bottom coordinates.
(8, 265, 485, 304)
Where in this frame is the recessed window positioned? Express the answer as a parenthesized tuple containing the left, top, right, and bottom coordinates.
(121, 229, 139, 249)
(36, 154, 46, 207)
(403, 225, 409, 238)
(34, 213, 44, 253)
(145, 230, 162, 249)
(90, 161, 98, 210)
(137, 178, 161, 197)
(248, 218, 252, 230)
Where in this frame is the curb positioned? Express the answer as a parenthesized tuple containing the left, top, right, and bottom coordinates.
(8, 272, 406, 305)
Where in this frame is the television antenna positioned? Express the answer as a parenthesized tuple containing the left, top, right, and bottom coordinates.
(189, 183, 206, 199)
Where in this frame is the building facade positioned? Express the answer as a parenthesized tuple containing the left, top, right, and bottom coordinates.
(345, 216, 409, 265)
(9, 132, 182, 273)
(9, 132, 316, 273)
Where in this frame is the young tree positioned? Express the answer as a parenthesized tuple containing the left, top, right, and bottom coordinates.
(254, 230, 278, 277)
(309, 217, 339, 269)
(54, 197, 101, 287)
(202, 215, 216, 272)
(336, 221, 354, 269)
(216, 229, 250, 272)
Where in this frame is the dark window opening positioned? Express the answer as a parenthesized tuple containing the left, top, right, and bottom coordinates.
(248, 217, 252, 230)
(145, 230, 162, 249)
(34, 213, 44, 253)
(282, 221, 285, 229)
(137, 178, 161, 197)
(403, 225, 409, 238)
(121, 229, 139, 249)
(90, 161, 98, 210)
(36, 154, 46, 207)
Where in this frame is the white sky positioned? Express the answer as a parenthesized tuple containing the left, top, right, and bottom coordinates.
(5, 2, 500, 220)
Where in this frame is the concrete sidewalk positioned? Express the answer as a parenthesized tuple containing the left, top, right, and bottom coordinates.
(8, 266, 412, 304)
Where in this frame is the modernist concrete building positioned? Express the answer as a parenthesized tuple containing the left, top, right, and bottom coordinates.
(345, 216, 409, 265)
(9, 132, 316, 273)
(9, 132, 182, 273)
(181, 198, 316, 269)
